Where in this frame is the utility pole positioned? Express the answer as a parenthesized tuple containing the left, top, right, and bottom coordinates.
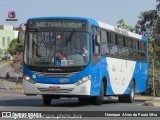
(152, 58, 156, 98)
(150, 44, 155, 98)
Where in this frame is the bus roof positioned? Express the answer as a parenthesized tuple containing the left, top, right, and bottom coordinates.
(28, 16, 147, 41)
(97, 21, 147, 41)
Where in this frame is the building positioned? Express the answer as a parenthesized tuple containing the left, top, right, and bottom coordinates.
(0, 25, 18, 50)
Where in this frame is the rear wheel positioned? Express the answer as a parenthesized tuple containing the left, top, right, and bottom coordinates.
(42, 95, 52, 106)
(94, 82, 104, 105)
(118, 81, 135, 103)
(126, 81, 135, 103)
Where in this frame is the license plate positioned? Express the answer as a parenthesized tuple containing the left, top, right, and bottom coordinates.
(49, 86, 60, 91)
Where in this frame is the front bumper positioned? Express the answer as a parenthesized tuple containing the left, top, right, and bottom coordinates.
(23, 80, 91, 96)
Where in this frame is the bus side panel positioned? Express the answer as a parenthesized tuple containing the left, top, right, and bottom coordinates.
(91, 57, 148, 96)
(90, 56, 109, 96)
(132, 62, 148, 94)
(99, 56, 114, 95)
(90, 59, 101, 96)
(106, 57, 136, 95)
(122, 62, 148, 95)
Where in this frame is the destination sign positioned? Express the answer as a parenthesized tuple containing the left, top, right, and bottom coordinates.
(33, 58, 52, 63)
(28, 20, 87, 29)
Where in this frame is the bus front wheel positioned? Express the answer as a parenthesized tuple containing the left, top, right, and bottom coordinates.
(94, 82, 104, 105)
(42, 95, 52, 106)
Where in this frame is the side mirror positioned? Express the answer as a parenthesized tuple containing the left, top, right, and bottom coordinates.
(18, 23, 26, 43)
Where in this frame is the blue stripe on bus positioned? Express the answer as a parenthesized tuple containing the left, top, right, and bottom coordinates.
(142, 35, 148, 41)
(122, 61, 148, 95)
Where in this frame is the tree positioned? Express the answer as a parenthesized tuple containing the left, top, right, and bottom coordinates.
(8, 38, 24, 74)
(7, 38, 24, 55)
(117, 19, 133, 31)
(135, 0, 160, 97)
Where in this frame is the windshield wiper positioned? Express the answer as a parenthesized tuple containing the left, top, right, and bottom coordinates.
(64, 30, 75, 47)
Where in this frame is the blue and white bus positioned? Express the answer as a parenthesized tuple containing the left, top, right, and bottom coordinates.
(18, 17, 148, 105)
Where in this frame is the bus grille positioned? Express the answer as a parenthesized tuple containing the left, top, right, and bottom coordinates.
(37, 88, 74, 93)
(32, 71, 78, 78)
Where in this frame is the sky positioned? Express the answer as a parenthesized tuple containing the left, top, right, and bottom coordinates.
(0, 0, 157, 27)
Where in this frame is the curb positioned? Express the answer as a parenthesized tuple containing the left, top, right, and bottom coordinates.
(143, 98, 160, 107)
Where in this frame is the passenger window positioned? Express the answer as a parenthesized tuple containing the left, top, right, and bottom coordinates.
(111, 33, 116, 44)
(101, 30, 109, 55)
(136, 40, 140, 50)
(101, 30, 107, 44)
(110, 44, 118, 57)
(140, 41, 146, 52)
(132, 39, 136, 49)
(118, 35, 124, 46)
(126, 37, 131, 48)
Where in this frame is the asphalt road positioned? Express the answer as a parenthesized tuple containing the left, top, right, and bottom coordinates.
(0, 64, 160, 120)
(0, 91, 160, 120)
(0, 93, 160, 111)
(0, 63, 11, 78)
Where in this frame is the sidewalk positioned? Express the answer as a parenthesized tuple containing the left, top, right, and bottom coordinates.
(3, 78, 24, 93)
(135, 95, 160, 107)
(0, 62, 24, 93)
(143, 98, 160, 107)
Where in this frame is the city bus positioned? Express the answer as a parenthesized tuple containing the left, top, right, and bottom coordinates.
(18, 17, 148, 105)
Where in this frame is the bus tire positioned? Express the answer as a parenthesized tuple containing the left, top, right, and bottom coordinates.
(94, 82, 104, 105)
(118, 81, 135, 103)
(42, 95, 51, 106)
(126, 81, 135, 103)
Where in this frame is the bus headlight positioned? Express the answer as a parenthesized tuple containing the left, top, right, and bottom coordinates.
(23, 76, 36, 84)
(75, 75, 91, 86)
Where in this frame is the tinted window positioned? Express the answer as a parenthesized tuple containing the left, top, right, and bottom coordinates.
(132, 39, 136, 49)
(126, 37, 131, 48)
(118, 35, 124, 46)
(140, 41, 146, 52)
(101, 30, 107, 44)
(101, 30, 109, 55)
(136, 40, 140, 50)
(111, 33, 116, 44)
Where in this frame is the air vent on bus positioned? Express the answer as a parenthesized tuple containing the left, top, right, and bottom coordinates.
(32, 71, 78, 78)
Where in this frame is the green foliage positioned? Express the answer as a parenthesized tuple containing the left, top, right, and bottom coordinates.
(7, 38, 24, 55)
(116, 0, 160, 96)
(134, 10, 159, 38)
(0, 49, 3, 55)
(117, 19, 133, 31)
(135, 0, 160, 97)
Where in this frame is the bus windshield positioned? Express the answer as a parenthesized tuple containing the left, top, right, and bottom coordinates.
(24, 31, 90, 67)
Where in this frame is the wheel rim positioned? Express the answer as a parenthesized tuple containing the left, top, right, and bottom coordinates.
(131, 85, 135, 99)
